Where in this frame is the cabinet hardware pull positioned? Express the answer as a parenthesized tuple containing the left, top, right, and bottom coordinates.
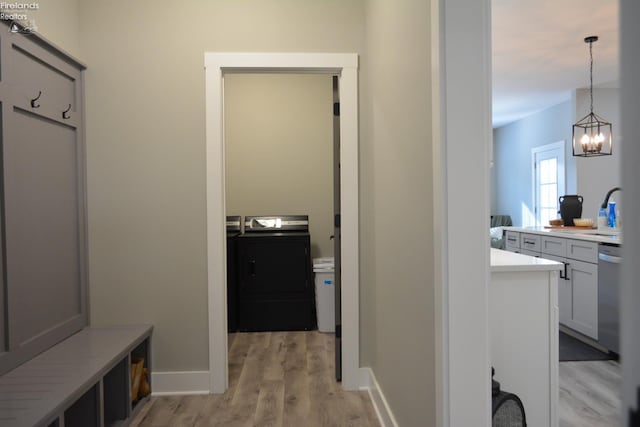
(564, 262, 570, 281)
(62, 104, 72, 119)
(30, 91, 42, 108)
(249, 260, 256, 277)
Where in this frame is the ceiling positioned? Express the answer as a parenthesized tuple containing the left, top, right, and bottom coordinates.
(492, 0, 619, 128)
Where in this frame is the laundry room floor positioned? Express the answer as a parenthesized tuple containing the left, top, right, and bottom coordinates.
(130, 331, 380, 427)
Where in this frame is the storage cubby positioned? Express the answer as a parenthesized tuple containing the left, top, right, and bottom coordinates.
(104, 357, 130, 426)
(130, 336, 152, 411)
(64, 383, 100, 427)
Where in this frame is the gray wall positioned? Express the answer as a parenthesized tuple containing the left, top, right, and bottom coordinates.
(75, 0, 365, 372)
(360, 0, 436, 425)
(224, 74, 334, 259)
(574, 88, 622, 220)
(31, 0, 440, 423)
(492, 101, 574, 226)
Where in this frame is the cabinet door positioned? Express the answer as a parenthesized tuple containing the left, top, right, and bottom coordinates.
(543, 254, 571, 326)
(566, 259, 598, 339)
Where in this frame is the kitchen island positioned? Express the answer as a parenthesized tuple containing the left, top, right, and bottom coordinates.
(490, 248, 562, 427)
(502, 226, 621, 343)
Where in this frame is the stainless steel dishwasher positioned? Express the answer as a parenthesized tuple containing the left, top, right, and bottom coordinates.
(598, 243, 622, 354)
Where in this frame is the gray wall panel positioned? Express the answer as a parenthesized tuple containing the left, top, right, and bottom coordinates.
(5, 108, 81, 347)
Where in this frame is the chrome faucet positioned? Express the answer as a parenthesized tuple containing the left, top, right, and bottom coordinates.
(601, 187, 621, 209)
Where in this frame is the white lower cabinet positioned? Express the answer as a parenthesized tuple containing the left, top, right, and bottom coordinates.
(541, 236, 599, 340)
(505, 231, 599, 340)
(505, 231, 521, 252)
(543, 253, 572, 326)
(565, 259, 598, 339)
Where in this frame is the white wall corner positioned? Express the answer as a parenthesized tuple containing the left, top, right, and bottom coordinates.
(151, 371, 211, 396)
(359, 367, 400, 427)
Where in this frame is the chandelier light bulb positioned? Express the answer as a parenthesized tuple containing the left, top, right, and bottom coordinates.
(580, 133, 590, 151)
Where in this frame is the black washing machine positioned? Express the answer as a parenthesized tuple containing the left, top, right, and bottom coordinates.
(237, 215, 316, 331)
(226, 216, 241, 332)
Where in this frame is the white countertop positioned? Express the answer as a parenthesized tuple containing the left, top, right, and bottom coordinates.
(490, 248, 563, 273)
(503, 226, 622, 245)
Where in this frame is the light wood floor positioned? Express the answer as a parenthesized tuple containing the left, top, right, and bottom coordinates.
(559, 360, 622, 427)
(131, 333, 621, 427)
(130, 331, 380, 427)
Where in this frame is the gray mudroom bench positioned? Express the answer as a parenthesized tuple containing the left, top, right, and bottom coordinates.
(0, 22, 153, 426)
(0, 325, 153, 427)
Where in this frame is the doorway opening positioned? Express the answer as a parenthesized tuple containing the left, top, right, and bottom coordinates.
(204, 53, 359, 393)
(222, 72, 340, 379)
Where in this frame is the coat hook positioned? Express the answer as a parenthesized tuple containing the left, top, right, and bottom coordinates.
(30, 91, 42, 108)
(62, 104, 71, 119)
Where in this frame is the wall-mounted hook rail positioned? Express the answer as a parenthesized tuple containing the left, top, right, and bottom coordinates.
(62, 104, 71, 119)
(30, 91, 42, 108)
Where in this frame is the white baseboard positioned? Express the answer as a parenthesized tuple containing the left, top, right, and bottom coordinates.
(359, 367, 399, 427)
(151, 371, 211, 396)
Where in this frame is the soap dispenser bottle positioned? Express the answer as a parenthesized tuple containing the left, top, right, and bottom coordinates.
(598, 207, 607, 229)
(607, 202, 617, 228)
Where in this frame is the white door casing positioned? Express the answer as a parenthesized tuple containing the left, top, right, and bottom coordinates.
(204, 53, 360, 392)
(532, 141, 566, 227)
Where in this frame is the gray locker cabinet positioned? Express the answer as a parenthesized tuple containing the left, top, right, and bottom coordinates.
(0, 26, 88, 376)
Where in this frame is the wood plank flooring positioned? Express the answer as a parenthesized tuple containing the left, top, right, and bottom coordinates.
(130, 332, 380, 427)
(559, 360, 622, 427)
(131, 333, 621, 427)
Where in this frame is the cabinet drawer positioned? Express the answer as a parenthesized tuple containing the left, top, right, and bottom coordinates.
(520, 233, 541, 252)
(541, 235, 567, 257)
(567, 239, 598, 263)
(505, 231, 520, 250)
(521, 248, 541, 258)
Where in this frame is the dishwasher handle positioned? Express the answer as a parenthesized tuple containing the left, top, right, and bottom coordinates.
(599, 252, 622, 264)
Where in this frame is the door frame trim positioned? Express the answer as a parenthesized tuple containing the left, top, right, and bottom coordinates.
(204, 52, 360, 392)
(531, 141, 566, 227)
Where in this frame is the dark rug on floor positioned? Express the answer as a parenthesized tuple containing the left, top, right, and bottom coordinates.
(560, 331, 614, 362)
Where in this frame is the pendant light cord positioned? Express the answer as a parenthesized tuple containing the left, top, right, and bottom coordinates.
(589, 40, 594, 115)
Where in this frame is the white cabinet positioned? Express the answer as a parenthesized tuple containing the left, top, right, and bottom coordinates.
(540, 236, 599, 340)
(505, 231, 520, 252)
(543, 253, 572, 326)
(505, 230, 600, 340)
(521, 233, 541, 253)
(490, 253, 560, 427)
(565, 259, 598, 339)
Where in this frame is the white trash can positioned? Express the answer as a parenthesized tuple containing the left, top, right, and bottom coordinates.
(313, 257, 335, 333)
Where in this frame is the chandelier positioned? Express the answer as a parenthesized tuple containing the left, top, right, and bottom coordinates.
(572, 36, 613, 157)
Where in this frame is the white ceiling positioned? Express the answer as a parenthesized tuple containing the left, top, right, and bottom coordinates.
(492, 0, 619, 128)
